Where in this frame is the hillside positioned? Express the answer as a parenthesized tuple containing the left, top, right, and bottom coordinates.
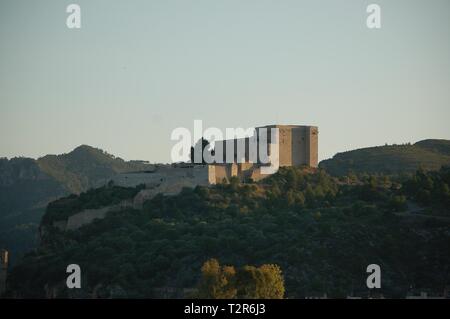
(6, 167, 450, 298)
(0, 158, 66, 263)
(319, 139, 450, 176)
(2, 140, 449, 271)
(37, 145, 152, 194)
(0, 146, 153, 263)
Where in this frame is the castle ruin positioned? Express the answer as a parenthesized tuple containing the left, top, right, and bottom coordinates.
(112, 124, 318, 191)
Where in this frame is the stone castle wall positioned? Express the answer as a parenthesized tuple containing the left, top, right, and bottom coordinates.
(209, 125, 319, 183)
(214, 124, 318, 168)
(111, 165, 212, 188)
(52, 201, 133, 231)
(261, 125, 318, 168)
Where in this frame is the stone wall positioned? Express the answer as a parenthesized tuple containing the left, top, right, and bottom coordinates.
(214, 124, 319, 169)
(66, 207, 111, 231)
(307, 126, 319, 168)
(111, 165, 212, 189)
(129, 165, 212, 208)
(52, 201, 132, 231)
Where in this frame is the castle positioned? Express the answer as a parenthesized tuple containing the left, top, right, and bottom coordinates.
(112, 124, 318, 196)
(211, 124, 318, 182)
(50, 125, 318, 231)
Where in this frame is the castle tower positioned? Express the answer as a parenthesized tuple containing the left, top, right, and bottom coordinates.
(257, 125, 319, 168)
(209, 124, 318, 183)
(0, 249, 8, 296)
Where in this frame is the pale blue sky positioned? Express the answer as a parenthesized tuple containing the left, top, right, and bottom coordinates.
(1, 0, 449, 163)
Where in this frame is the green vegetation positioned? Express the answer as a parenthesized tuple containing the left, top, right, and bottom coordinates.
(197, 258, 237, 299)
(319, 139, 450, 176)
(37, 145, 152, 194)
(0, 146, 152, 264)
(0, 158, 66, 264)
(403, 166, 450, 214)
(6, 166, 450, 298)
(3, 140, 449, 266)
(42, 184, 144, 225)
(197, 259, 284, 299)
(190, 138, 213, 165)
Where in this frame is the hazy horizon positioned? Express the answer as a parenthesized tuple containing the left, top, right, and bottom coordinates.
(1, 137, 448, 164)
(1, 0, 449, 163)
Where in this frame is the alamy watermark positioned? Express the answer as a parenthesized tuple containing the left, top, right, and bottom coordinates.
(65, 4, 381, 30)
(367, 4, 381, 29)
(366, 264, 381, 289)
(170, 120, 279, 174)
(66, 4, 81, 29)
(66, 264, 81, 289)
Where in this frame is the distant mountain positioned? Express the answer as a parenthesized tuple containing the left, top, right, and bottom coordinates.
(0, 145, 153, 263)
(37, 145, 152, 194)
(319, 139, 450, 176)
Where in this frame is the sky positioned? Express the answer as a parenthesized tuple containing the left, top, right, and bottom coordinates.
(1, 0, 449, 163)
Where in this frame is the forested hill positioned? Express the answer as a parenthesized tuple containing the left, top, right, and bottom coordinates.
(6, 166, 450, 298)
(2, 140, 449, 271)
(319, 139, 450, 176)
(37, 145, 152, 194)
(0, 145, 152, 264)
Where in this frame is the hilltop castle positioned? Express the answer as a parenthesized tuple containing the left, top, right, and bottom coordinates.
(210, 124, 318, 182)
(51, 125, 318, 231)
(113, 124, 318, 191)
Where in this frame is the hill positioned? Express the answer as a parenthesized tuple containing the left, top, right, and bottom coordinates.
(2, 140, 449, 269)
(319, 139, 450, 176)
(0, 158, 66, 263)
(6, 167, 450, 298)
(37, 145, 151, 194)
(0, 146, 152, 263)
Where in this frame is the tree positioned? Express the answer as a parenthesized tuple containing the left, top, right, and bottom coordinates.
(256, 264, 285, 299)
(229, 176, 240, 191)
(235, 264, 285, 299)
(197, 259, 285, 299)
(190, 138, 214, 164)
(197, 259, 236, 299)
(389, 195, 407, 212)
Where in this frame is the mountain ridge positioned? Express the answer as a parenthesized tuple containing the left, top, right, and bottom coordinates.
(319, 139, 450, 176)
(0, 145, 153, 264)
(36, 144, 152, 194)
(1, 139, 449, 264)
